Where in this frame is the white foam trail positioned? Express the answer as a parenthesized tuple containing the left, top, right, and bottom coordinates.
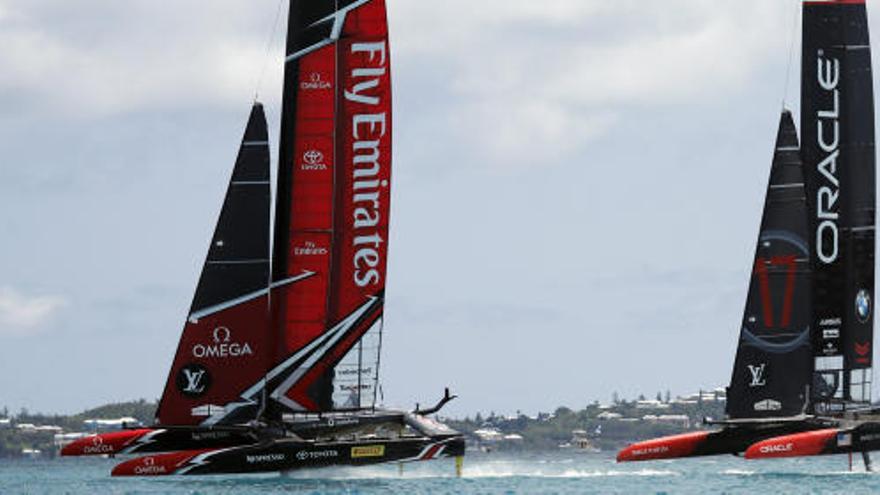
(278, 464, 680, 480)
(721, 469, 755, 476)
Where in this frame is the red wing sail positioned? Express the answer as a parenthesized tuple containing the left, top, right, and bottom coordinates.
(269, 0, 391, 414)
(156, 104, 273, 426)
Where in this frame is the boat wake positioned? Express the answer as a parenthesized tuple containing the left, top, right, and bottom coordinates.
(271, 461, 680, 480)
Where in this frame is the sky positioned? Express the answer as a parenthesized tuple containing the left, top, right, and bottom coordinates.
(2, 0, 879, 419)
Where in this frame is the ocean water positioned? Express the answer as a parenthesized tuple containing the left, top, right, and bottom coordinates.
(2, 451, 880, 494)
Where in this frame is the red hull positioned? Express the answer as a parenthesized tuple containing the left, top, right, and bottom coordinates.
(744, 429, 839, 459)
(617, 431, 711, 462)
(61, 429, 156, 457)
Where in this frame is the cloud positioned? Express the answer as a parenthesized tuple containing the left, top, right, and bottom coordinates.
(389, 0, 795, 168)
(1, 0, 793, 164)
(0, 287, 67, 336)
(0, 0, 285, 119)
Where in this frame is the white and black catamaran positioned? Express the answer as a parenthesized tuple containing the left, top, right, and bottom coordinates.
(619, 0, 877, 466)
(62, 0, 465, 476)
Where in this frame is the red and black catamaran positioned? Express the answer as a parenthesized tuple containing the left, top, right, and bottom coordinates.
(62, 0, 464, 476)
(619, 0, 877, 468)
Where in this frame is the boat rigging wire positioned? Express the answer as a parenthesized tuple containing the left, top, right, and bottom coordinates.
(782, 0, 801, 110)
(254, 0, 286, 103)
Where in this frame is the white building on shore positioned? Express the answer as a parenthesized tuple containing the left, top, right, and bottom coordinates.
(83, 417, 142, 432)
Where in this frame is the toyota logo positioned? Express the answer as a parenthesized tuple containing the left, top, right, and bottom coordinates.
(213, 327, 232, 343)
(310, 72, 322, 82)
(92, 436, 103, 447)
(144, 457, 155, 467)
(303, 150, 324, 166)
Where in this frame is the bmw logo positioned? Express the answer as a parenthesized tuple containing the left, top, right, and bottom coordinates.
(856, 290, 872, 323)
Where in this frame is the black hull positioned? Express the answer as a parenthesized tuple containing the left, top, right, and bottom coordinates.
(112, 435, 465, 476)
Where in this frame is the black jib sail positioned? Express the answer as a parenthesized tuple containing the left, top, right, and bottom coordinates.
(156, 103, 273, 426)
(727, 111, 813, 420)
(801, 0, 876, 413)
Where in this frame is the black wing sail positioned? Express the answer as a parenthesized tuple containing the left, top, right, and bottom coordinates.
(802, 0, 875, 412)
(156, 104, 273, 426)
(727, 111, 813, 420)
(191, 104, 272, 313)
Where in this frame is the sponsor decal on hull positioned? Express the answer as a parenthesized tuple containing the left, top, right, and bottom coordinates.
(351, 445, 385, 458)
(616, 431, 711, 462)
(134, 457, 167, 476)
(246, 453, 286, 464)
(758, 443, 793, 454)
(632, 446, 669, 457)
(744, 429, 839, 459)
(296, 450, 339, 461)
(83, 436, 115, 455)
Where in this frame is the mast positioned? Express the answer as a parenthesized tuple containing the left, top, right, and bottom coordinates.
(269, 0, 392, 415)
(801, 0, 876, 413)
(727, 111, 813, 419)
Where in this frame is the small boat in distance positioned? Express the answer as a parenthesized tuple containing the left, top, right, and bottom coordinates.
(619, 0, 876, 467)
(61, 0, 464, 476)
(559, 429, 600, 453)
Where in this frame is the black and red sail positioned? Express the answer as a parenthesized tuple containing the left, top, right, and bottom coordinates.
(154, 0, 393, 427)
(801, 0, 875, 412)
(268, 0, 392, 415)
(726, 111, 813, 420)
(156, 103, 273, 427)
